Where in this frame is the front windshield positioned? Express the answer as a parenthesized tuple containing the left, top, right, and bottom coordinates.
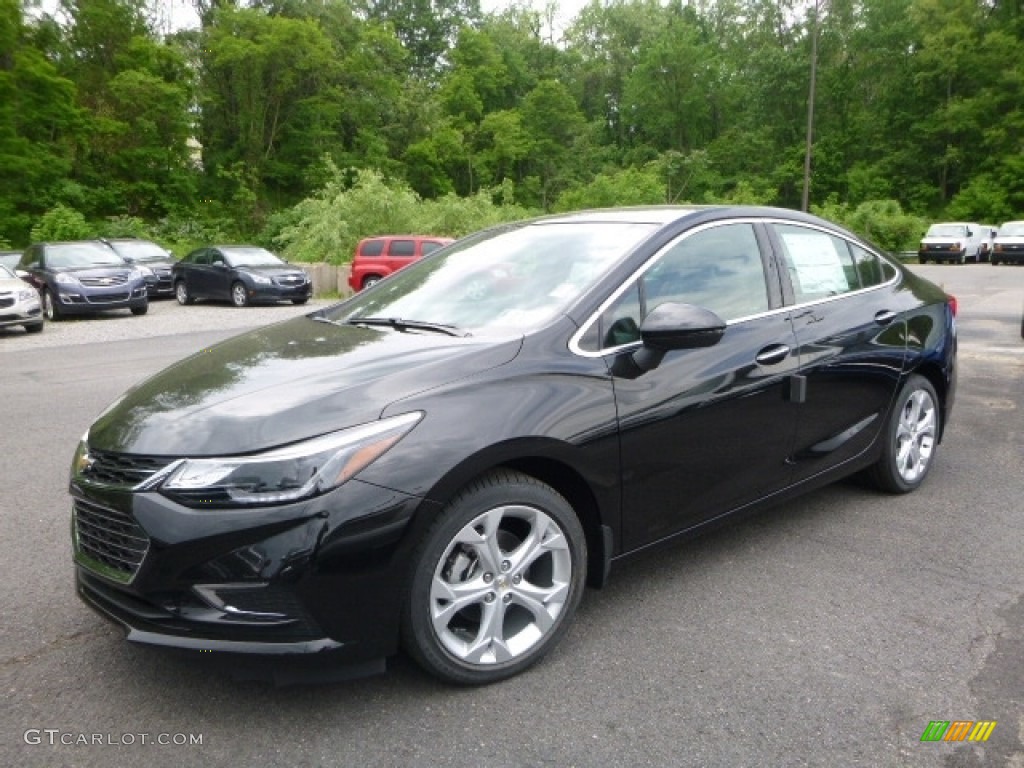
(326, 220, 658, 335)
(0, 264, 15, 279)
(47, 243, 126, 268)
(111, 241, 169, 262)
(223, 247, 284, 268)
(997, 221, 1024, 237)
(925, 224, 967, 238)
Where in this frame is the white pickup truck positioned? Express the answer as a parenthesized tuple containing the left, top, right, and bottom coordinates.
(918, 222, 988, 264)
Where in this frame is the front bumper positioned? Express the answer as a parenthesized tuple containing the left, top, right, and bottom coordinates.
(918, 246, 965, 262)
(247, 279, 312, 303)
(992, 246, 1024, 264)
(0, 293, 42, 328)
(71, 474, 428, 663)
(143, 270, 174, 296)
(56, 283, 148, 313)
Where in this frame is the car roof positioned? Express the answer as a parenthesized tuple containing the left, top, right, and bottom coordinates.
(361, 235, 455, 241)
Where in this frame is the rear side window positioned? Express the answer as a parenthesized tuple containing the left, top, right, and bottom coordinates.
(421, 241, 444, 256)
(772, 224, 859, 302)
(388, 240, 416, 257)
(360, 239, 385, 257)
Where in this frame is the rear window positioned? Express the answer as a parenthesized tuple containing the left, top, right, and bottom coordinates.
(360, 239, 385, 257)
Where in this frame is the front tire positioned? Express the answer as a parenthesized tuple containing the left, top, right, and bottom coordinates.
(42, 289, 62, 321)
(130, 302, 148, 316)
(24, 322, 43, 334)
(402, 470, 586, 685)
(292, 297, 309, 305)
(175, 281, 194, 305)
(231, 281, 249, 307)
(865, 374, 940, 494)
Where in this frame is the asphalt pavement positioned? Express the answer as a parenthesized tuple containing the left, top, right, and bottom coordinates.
(0, 267, 1021, 768)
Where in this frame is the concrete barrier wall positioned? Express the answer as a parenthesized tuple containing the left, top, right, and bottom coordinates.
(303, 263, 354, 299)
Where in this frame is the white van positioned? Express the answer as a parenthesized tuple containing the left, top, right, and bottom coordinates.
(918, 222, 987, 264)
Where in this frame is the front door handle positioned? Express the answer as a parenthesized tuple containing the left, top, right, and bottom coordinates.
(755, 344, 791, 366)
(874, 310, 898, 326)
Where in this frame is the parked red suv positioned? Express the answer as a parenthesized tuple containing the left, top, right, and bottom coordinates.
(348, 235, 453, 291)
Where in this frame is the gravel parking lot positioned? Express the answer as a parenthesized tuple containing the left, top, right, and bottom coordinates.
(0, 295, 333, 349)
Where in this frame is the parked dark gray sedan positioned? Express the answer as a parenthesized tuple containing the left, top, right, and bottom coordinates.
(172, 245, 311, 307)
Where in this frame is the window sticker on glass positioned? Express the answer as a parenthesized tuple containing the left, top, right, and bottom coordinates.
(781, 232, 850, 295)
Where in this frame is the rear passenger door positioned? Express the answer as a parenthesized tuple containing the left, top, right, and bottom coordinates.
(767, 222, 907, 483)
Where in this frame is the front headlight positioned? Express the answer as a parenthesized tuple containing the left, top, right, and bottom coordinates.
(139, 412, 423, 507)
(251, 274, 272, 285)
(56, 273, 78, 285)
(136, 265, 154, 277)
(17, 289, 37, 302)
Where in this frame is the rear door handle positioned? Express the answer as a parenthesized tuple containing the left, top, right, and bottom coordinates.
(755, 344, 791, 366)
(874, 310, 898, 326)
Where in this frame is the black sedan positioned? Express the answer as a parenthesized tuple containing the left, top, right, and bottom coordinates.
(172, 245, 311, 307)
(103, 238, 177, 297)
(70, 207, 956, 685)
(17, 241, 148, 320)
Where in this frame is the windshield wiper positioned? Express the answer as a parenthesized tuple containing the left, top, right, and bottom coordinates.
(344, 316, 468, 337)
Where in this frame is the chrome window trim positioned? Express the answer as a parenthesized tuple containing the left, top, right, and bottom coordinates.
(568, 217, 901, 359)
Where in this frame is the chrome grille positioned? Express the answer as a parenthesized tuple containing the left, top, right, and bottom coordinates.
(74, 497, 150, 582)
(79, 274, 129, 287)
(273, 275, 306, 286)
(0, 295, 14, 308)
(84, 450, 169, 486)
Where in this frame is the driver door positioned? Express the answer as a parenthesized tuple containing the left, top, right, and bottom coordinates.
(602, 221, 802, 551)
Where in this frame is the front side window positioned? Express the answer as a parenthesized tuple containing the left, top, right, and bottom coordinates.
(585, 223, 768, 350)
(421, 241, 444, 256)
(360, 239, 385, 257)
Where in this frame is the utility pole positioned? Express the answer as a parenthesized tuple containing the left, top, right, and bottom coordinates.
(802, 0, 821, 212)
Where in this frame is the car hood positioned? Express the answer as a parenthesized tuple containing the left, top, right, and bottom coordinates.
(920, 237, 964, 245)
(0, 275, 34, 292)
(87, 315, 522, 456)
(994, 236, 1024, 245)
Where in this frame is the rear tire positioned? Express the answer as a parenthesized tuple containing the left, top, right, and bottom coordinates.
(865, 374, 940, 494)
(402, 470, 586, 685)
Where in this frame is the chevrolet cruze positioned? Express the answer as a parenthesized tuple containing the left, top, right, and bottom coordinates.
(71, 207, 957, 684)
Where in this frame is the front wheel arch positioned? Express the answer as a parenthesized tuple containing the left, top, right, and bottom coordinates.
(401, 469, 587, 684)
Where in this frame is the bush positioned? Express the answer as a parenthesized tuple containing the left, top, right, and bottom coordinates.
(812, 198, 927, 252)
(30, 205, 94, 242)
(276, 162, 534, 264)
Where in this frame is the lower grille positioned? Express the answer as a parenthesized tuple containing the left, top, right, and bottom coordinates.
(86, 292, 130, 304)
(74, 497, 150, 582)
(0, 296, 14, 308)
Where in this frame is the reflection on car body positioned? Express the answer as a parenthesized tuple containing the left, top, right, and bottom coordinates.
(70, 206, 957, 685)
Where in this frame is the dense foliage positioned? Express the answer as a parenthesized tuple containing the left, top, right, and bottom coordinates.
(2, 0, 1021, 259)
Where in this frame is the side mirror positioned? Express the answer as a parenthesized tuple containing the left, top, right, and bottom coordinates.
(966, 228, 974, 237)
(212, 260, 226, 269)
(624, 303, 726, 375)
(15, 269, 30, 279)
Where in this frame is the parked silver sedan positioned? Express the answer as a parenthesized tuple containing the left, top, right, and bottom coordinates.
(0, 264, 43, 333)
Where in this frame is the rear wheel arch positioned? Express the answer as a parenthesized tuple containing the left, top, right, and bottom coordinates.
(907, 362, 949, 441)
